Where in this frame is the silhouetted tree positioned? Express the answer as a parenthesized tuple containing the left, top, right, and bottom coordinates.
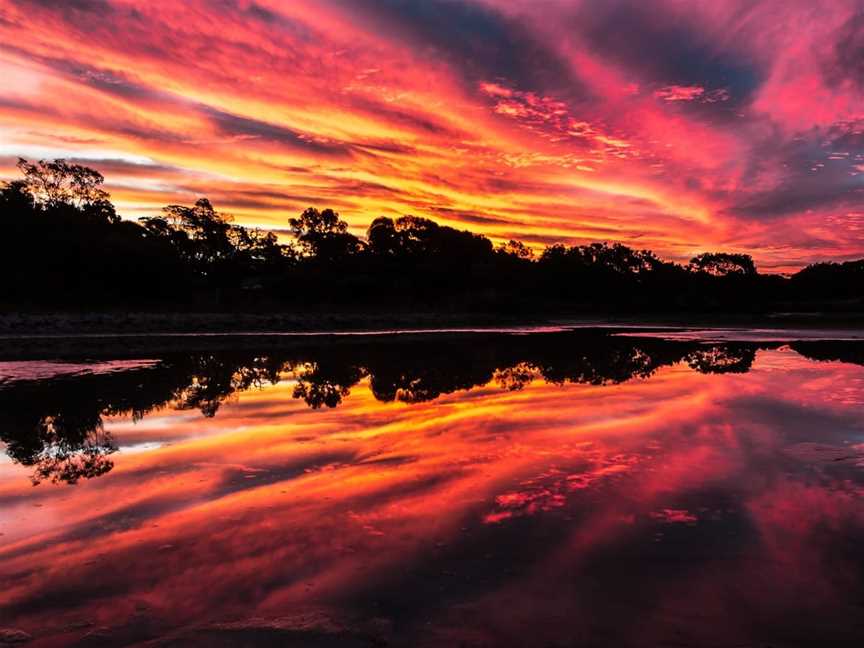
(163, 198, 234, 272)
(137, 197, 293, 302)
(497, 240, 534, 259)
(1, 158, 193, 307)
(17, 157, 118, 223)
(230, 226, 286, 270)
(2, 158, 862, 313)
(367, 216, 401, 256)
(289, 207, 363, 261)
(0, 179, 35, 212)
(790, 260, 864, 300)
(689, 252, 757, 276)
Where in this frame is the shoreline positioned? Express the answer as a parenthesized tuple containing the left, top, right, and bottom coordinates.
(0, 311, 546, 336)
(1, 309, 863, 335)
(0, 311, 863, 360)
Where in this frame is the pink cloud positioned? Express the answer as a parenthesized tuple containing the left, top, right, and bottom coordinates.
(654, 85, 705, 102)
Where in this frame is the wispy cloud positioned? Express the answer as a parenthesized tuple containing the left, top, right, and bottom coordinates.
(0, 0, 863, 268)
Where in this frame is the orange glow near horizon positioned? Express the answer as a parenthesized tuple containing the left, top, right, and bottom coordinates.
(2, 1, 864, 270)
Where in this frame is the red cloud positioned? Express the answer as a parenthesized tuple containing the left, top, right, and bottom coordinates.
(0, 0, 863, 267)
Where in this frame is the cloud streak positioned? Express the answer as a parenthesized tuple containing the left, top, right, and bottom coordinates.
(1, 0, 863, 269)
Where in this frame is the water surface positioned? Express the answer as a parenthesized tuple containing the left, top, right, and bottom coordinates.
(1, 330, 863, 646)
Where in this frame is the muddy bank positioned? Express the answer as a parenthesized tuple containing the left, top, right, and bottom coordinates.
(0, 310, 861, 360)
(0, 311, 543, 336)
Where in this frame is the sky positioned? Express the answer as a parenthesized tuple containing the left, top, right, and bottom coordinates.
(1, 0, 864, 271)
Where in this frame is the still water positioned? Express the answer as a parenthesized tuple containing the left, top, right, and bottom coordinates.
(1, 330, 863, 647)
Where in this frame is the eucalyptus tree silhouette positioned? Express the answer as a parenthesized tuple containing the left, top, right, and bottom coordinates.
(16, 157, 118, 223)
(0, 179, 35, 212)
(497, 239, 534, 260)
(689, 252, 757, 276)
(1, 158, 189, 307)
(289, 207, 364, 261)
(141, 198, 234, 275)
(1, 157, 862, 312)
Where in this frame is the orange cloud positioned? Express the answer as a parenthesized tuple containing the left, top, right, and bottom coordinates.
(1, 0, 863, 268)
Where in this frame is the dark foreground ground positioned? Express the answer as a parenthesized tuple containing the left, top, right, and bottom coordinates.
(1, 310, 863, 359)
(0, 311, 539, 336)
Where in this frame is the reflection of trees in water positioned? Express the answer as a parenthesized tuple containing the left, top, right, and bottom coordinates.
(4, 411, 116, 486)
(494, 362, 539, 391)
(1, 335, 861, 484)
(685, 344, 757, 374)
(172, 355, 285, 417)
(292, 361, 365, 409)
(789, 341, 864, 366)
(0, 354, 285, 484)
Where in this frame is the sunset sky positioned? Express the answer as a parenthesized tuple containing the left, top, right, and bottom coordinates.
(2, 0, 864, 270)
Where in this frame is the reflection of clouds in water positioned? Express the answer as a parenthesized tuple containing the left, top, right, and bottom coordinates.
(650, 508, 699, 524)
(484, 455, 643, 524)
(4, 333, 859, 486)
(0, 339, 862, 644)
(0, 359, 160, 385)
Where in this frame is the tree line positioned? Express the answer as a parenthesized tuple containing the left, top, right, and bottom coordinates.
(1, 158, 862, 312)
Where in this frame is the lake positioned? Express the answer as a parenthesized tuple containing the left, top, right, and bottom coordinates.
(1, 328, 863, 647)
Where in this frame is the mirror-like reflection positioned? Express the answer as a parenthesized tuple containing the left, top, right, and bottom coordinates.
(1, 330, 863, 646)
(3, 332, 856, 486)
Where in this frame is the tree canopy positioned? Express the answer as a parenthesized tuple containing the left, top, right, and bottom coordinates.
(1, 158, 861, 313)
(689, 252, 757, 277)
(15, 157, 118, 223)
